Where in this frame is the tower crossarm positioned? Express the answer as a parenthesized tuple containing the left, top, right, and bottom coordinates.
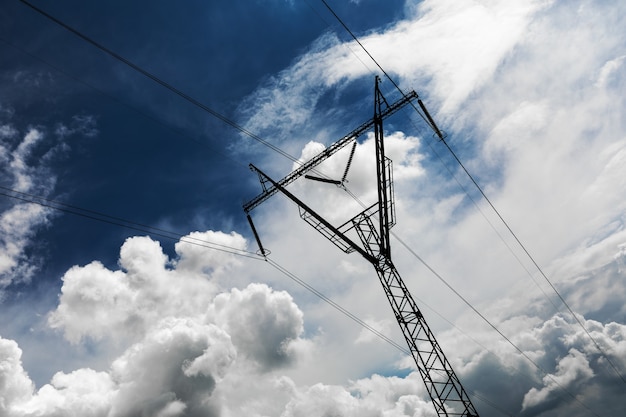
(243, 91, 418, 213)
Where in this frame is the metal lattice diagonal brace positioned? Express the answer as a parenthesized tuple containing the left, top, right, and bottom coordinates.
(244, 77, 479, 417)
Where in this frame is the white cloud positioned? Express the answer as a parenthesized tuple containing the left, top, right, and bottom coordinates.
(4, 229, 626, 417)
(2, 231, 312, 417)
(9, 318, 234, 417)
(354, 317, 394, 345)
(47, 233, 244, 344)
(0, 337, 34, 416)
(174, 231, 248, 275)
(54, 115, 98, 139)
(595, 54, 626, 88)
(236, 0, 551, 146)
(108, 317, 234, 417)
(209, 283, 305, 370)
(0, 206, 48, 272)
(280, 373, 436, 417)
(15, 368, 115, 417)
(10, 129, 44, 193)
(367, 0, 554, 114)
(0, 127, 54, 288)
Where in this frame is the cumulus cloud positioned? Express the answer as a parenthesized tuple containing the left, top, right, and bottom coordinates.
(2, 230, 313, 417)
(0, 226, 465, 417)
(0, 337, 34, 415)
(48, 232, 243, 344)
(280, 373, 435, 417)
(522, 348, 594, 411)
(16, 368, 116, 417)
(9, 318, 234, 417)
(522, 315, 626, 415)
(446, 288, 626, 416)
(108, 318, 234, 417)
(209, 283, 304, 370)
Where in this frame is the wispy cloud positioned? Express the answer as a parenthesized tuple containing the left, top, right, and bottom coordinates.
(0, 125, 53, 288)
(0, 105, 98, 290)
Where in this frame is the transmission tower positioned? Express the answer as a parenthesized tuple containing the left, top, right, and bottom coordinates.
(244, 77, 479, 417)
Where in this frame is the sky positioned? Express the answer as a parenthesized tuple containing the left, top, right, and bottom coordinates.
(0, 0, 625, 416)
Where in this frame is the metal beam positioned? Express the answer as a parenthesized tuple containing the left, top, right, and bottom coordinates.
(248, 164, 377, 265)
(243, 91, 418, 213)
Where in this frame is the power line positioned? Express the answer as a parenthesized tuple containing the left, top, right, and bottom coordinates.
(0, 35, 249, 172)
(440, 139, 626, 387)
(17, 0, 344, 185)
(0, 186, 411, 352)
(266, 258, 410, 355)
(18, 0, 300, 166)
(318, 0, 626, 387)
(0, 182, 579, 416)
(317, 0, 435, 131)
(315, 0, 618, 407)
(0, 185, 262, 260)
(0, 24, 544, 321)
(302, 0, 378, 77)
(16, 0, 598, 364)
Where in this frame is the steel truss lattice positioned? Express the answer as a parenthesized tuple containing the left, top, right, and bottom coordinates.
(244, 77, 479, 417)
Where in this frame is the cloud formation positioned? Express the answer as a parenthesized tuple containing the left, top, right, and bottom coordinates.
(2, 0, 626, 416)
(1, 229, 451, 417)
(232, 0, 626, 415)
(2, 230, 311, 417)
(48, 235, 221, 344)
(236, 0, 551, 145)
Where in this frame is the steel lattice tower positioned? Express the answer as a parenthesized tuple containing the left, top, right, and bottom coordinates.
(244, 77, 479, 417)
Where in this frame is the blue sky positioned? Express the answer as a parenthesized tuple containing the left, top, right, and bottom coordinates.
(1, 0, 626, 416)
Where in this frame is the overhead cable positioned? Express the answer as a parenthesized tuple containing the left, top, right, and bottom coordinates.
(0, 36, 248, 172)
(19, 0, 300, 166)
(0, 185, 262, 260)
